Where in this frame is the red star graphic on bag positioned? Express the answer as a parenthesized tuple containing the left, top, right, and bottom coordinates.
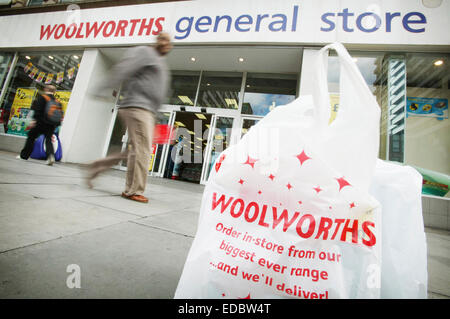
(215, 154, 226, 173)
(313, 186, 323, 193)
(286, 183, 293, 190)
(295, 150, 311, 166)
(243, 156, 258, 169)
(268, 174, 275, 181)
(350, 202, 356, 209)
(336, 176, 351, 191)
(238, 179, 244, 185)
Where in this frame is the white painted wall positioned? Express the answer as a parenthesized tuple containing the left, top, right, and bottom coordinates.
(59, 48, 116, 164)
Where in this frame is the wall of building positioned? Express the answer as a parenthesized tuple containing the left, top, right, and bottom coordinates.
(59, 48, 116, 164)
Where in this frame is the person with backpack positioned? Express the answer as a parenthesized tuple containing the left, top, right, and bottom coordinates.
(17, 84, 63, 165)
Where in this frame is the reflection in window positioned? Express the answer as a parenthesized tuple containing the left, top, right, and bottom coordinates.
(197, 72, 242, 109)
(327, 55, 382, 93)
(242, 73, 297, 116)
(166, 71, 200, 106)
(0, 51, 82, 136)
(404, 53, 449, 176)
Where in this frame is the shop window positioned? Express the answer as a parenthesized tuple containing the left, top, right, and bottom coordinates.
(326, 51, 449, 182)
(242, 73, 297, 116)
(197, 71, 242, 109)
(0, 52, 14, 134)
(166, 71, 200, 106)
(404, 53, 449, 176)
(0, 51, 82, 136)
(0, 53, 14, 90)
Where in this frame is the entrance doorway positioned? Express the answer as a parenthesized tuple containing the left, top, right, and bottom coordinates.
(163, 111, 213, 183)
(104, 106, 236, 185)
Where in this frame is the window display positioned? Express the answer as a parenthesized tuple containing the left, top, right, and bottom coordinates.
(0, 51, 82, 136)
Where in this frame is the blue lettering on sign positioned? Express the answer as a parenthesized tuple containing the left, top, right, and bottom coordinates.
(174, 5, 427, 40)
(320, 8, 427, 33)
(175, 5, 299, 39)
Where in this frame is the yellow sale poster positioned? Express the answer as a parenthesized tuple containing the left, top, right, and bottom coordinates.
(7, 87, 37, 136)
(56, 71, 64, 83)
(45, 73, 54, 84)
(54, 91, 71, 115)
(36, 72, 45, 83)
(29, 67, 38, 79)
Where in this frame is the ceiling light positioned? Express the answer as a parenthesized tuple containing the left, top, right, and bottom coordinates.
(175, 121, 185, 127)
(48, 56, 54, 60)
(238, 57, 244, 62)
(73, 55, 79, 60)
(225, 98, 238, 107)
(190, 57, 196, 62)
(246, 84, 250, 88)
(187, 130, 195, 135)
(25, 56, 31, 60)
(178, 96, 194, 105)
(195, 113, 207, 120)
(206, 83, 211, 86)
(196, 137, 203, 141)
(352, 57, 358, 62)
(434, 59, 444, 66)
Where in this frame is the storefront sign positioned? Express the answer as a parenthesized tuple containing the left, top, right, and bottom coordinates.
(407, 97, 448, 119)
(0, 0, 448, 48)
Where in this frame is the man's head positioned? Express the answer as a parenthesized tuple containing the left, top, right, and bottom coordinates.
(44, 85, 56, 95)
(155, 32, 172, 56)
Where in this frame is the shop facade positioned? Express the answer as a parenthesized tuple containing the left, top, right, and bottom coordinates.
(0, 0, 448, 195)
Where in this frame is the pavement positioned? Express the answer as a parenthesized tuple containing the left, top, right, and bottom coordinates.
(0, 150, 448, 299)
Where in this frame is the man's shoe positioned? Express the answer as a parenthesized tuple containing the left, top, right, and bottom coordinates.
(46, 154, 55, 166)
(121, 192, 149, 203)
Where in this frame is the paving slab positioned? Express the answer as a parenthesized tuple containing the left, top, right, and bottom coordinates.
(426, 228, 450, 298)
(0, 222, 193, 299)
(0, 198, 134, 253)
(134, 209, 200, 237)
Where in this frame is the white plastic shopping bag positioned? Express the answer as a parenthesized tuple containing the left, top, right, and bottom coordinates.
(369, 160, 428, 298)
(175, 43, 382, 299)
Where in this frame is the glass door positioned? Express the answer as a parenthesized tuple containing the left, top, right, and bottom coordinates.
(240, 116, 261, 137)
(162, 110, 213, 183)
(201, 115, 235, 184)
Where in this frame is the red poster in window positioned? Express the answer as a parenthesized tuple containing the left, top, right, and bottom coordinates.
(153, 124, 175, 144)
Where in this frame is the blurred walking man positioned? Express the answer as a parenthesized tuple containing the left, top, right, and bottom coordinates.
(86, 32, 172, 203)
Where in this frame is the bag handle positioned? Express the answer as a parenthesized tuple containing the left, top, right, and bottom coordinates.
(311, 42, 381, 192)
(313, 42, 380, 130)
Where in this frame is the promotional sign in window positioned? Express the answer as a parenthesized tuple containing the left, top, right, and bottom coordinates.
(407, 97, 448, 119)
(7, 87, 37, 136)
